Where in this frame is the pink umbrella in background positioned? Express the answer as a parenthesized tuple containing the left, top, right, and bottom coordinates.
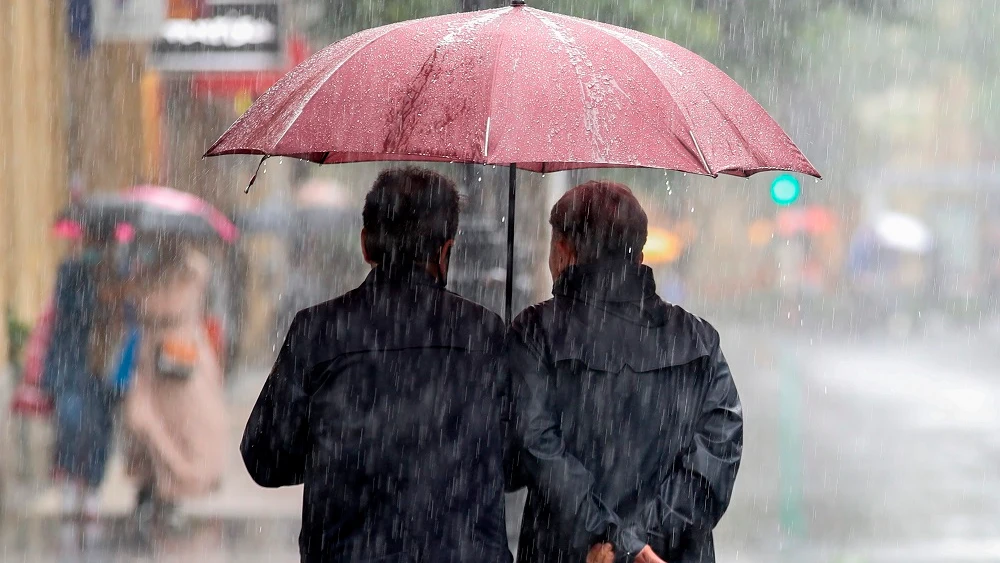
(122, 185, 239, 243)
(206, 1, 819, 319)
(63, 185, 239, 244)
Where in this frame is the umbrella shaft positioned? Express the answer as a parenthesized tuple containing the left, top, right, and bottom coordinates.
(505, 164, 516, 324)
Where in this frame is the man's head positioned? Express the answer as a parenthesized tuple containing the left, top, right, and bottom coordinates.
(362, 167, 461, 282)
(548, 180, 648, 281)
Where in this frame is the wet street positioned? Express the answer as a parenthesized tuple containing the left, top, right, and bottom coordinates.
(715, 322, 1000, 562)
(4, 322, 1000, 562)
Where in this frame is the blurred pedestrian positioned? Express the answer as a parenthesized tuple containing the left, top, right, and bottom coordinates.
(242, 167, 512, 563)
(41, 240, 114, 520)
(507, 181, 743, 563)
(120, 236, 228, 529)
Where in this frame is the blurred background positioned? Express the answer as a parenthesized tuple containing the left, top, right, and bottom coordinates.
(2, 1, 1000, 561)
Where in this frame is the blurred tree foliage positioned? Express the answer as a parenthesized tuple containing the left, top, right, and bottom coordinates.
(300, 0, 905, 79)
(6, 309, 30, 376)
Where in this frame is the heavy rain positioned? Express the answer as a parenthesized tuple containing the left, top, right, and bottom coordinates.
(1, 1, 998, 562)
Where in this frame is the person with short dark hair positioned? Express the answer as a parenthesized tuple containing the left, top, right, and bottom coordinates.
(507, 181, 743, 563)
(242, 166, 512, 563)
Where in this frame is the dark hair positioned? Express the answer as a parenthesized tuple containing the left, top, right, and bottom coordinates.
(549, 180, 648, 264)
(362, 167, 460, 266)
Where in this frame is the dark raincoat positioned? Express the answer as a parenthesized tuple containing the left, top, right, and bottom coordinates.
(242, 266, 512, 563)
(41, 256, 114, 487)
(507, 261, 743, 563)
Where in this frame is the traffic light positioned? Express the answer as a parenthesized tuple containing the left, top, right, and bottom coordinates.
(770, 174, 801, 206)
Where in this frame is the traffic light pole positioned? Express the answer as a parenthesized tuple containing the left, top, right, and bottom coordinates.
(772, 174, 805, 545)
(778, 346, 804, 542)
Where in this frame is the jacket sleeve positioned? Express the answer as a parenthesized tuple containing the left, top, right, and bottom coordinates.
(631, 342, 743, 551)
(497, 343, 526, 493)
(240, 310, 313, 488)
(507, 319, 645, 556)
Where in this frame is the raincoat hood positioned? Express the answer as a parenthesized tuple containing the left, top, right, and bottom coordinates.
(554, 261, 656, 303)
(554, 261, 664, 324)
(548, 260, 712, 371)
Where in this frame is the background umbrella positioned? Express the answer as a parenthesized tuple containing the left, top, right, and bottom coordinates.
(776, 206, 837, 238)
(234, 179, 357, 236)
(64, 185, 239, 244)
(206, 2, 820, 320)
(873, 211, 933, 254)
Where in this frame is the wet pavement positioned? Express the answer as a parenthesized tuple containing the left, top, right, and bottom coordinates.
(3, 323, 1000, 562)
(714, 323, 1000, 562)
(1, 516, 300, 563)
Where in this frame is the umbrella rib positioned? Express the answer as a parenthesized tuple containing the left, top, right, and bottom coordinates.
(484, 117, 491, 158)
(689, 131, 713, 176)
(484, 9, 518, 165)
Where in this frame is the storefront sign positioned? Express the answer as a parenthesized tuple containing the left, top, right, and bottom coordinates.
(150, 1, 282, 72)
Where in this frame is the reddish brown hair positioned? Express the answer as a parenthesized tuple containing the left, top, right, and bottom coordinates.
(549, 180, 648, 264)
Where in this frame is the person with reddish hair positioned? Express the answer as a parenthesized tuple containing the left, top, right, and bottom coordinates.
(507, 181, 743, 563)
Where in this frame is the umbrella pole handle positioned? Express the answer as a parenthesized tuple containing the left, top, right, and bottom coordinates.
(505, 164, 516, 324)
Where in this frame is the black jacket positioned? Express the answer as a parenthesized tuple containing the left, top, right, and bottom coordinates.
(242, 267, 512, 563)
(507, 261, 742, 563)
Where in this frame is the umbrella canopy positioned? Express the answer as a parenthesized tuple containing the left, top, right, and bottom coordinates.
(205, 3, 818, 178)
(64, 185, 239, 244)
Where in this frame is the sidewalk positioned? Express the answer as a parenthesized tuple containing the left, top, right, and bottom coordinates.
(17, 367, 303, 520)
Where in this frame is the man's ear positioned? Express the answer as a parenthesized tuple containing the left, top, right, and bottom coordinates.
(556, 236, 577, 265)
(438, 239, 456, 272)
(360, 229, 375, 266)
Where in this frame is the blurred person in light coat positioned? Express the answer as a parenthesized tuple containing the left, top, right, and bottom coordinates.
(120, 236, 228, 528)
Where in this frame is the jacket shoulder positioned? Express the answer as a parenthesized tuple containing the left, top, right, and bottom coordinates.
(292, 285, 368, 322)
(664, 303, 722, 352)
(510, 299, 555, 333)
(439, 289, 506, 336)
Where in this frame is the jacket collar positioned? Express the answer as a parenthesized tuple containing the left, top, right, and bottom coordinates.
(553, 260, 656, 304)
(364, 263, 446, 289)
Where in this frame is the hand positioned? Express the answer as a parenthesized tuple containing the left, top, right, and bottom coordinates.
(634, 545, 668, 563)
(586, 542, 614, 563)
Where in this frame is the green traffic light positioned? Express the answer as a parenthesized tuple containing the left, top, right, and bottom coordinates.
(770, 174, 801, 206)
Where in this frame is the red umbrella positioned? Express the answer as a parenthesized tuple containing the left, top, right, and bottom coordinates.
(206, 1, 819, 319)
